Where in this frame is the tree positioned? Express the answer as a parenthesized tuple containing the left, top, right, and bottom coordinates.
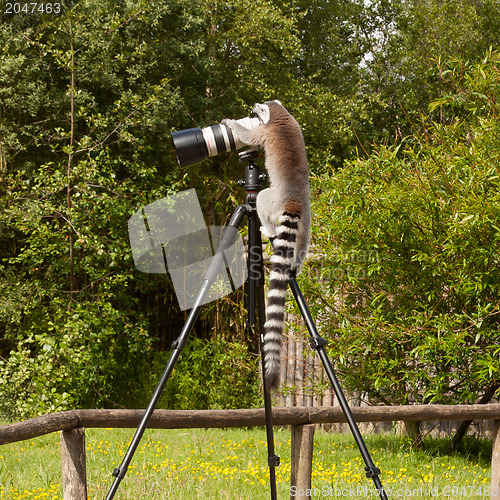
(299, 51, 500, 409)
(0, 0, 251, 417)
(358, 0, 500, 144)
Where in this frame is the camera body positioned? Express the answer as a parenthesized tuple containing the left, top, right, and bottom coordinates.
(171, 117, 260, 167)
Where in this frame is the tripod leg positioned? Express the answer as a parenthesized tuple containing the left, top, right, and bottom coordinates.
(247, 207, 279, 500)
(105, 205, 247, 500)
(288, 277, 389, 500)
(260, 345, 280, 500)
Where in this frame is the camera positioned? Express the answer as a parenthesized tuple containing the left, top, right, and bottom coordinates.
(171, 116, 260, 167)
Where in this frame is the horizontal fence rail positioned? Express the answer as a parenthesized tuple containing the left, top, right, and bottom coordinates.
(1, 404, 500, 499)
(2, 404, 500, 444)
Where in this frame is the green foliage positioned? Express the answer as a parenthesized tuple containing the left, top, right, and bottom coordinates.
(354, 0, 499, 147)
(0, 297, 152, 418)
(299, 51, 500, 405)
(123, 336, 262, 411)
(0, 0, 499, 419)
(162, 337, 262, 410)
(0, 1, 197, 419)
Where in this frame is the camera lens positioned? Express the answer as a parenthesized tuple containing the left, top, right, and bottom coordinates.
(171, 128, 208, 167)
(171, 117, 260, 167)
(203, 124, 237, 158)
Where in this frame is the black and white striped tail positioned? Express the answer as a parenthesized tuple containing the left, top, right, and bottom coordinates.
(263, 212, 300, 389)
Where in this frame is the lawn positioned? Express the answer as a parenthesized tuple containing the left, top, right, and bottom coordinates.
(0, 426, 493, 499)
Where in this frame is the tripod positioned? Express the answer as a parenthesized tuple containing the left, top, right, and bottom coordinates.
(106, 151, 388, 500)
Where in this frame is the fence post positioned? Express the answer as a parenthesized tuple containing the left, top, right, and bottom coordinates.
(290, 423, 315, 499)
(60, 427, 88, 500)
(492, 420, 500, 500)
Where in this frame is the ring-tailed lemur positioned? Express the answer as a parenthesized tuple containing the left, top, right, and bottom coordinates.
(222, 101, 310, 389)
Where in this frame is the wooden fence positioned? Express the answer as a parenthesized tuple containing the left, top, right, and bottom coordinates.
(1, 404, 500, 499)
(276, 328, 335, 409)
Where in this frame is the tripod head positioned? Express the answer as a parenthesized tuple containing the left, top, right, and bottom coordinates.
(238, 149, 267, 201)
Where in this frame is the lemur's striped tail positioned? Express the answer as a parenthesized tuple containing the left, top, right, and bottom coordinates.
(262, 212, 300, 389)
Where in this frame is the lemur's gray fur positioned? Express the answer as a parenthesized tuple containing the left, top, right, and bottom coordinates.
(222, 101, 310, 389)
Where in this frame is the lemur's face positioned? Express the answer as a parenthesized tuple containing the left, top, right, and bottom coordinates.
(252, 103, 270, 125)
(252, 100, 283, 125)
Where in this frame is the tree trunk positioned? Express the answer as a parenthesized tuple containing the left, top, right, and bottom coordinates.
(451, 382, 500, 450)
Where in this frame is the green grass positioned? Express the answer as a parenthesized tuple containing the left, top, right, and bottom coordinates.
(0, 427, 493, 499)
